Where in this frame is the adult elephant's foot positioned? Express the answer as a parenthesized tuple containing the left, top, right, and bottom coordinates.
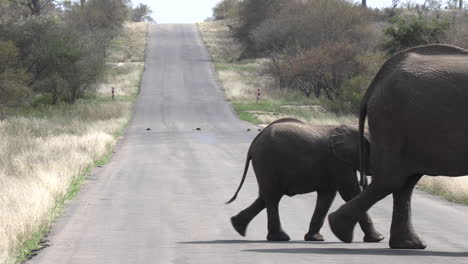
(231, 215, 248, 236)
(328, 211, 356, 243)
(267, 230, 290, 241)
(389, 234, 427, 249)
(363, 232, 385, 243)
(304, 232, 324, 241)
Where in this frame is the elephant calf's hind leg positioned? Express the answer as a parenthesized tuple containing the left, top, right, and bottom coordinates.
(231, 197, 265, 236)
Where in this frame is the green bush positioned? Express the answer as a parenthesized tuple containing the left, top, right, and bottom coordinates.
(0, 0, 130, 106)
(0, 40, 31, 113)
(131, 3, 154, 22)
(335, 75, 368, 114)
(213, 0, 240, 20)
(235, 0, 281, 46)
(244, 0, 373, 56)
(384, 16, 454, 55)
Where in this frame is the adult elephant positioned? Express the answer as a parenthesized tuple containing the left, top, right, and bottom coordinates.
(328, 44, 468, 249)
(226, 118, 384, 242)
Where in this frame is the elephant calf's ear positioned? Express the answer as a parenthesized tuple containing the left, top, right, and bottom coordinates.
(329, 125, 359, 168)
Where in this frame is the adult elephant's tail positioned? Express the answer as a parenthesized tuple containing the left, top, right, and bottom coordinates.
(359, 101, 368, 189)
(226, 153, 251, 204)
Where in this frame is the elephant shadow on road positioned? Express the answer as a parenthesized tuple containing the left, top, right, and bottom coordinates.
(244, 247, 468, 257)
(178, 239, 468, 258)
(179, 240, 338, 245)
(179, 240, 468, 257)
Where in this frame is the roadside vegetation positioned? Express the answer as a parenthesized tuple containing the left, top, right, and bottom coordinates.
(199, 0, 468, 204)
(0, 1, 152, 263)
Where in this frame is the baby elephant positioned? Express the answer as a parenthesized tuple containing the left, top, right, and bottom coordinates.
(226, 118, 384, 242)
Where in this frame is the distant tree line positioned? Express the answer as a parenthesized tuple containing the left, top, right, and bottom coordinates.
(0, 0, 153, 114)
(212, 0, 468, 114)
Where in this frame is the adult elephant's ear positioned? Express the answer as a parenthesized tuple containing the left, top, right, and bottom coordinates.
(329, 125, 360, 169)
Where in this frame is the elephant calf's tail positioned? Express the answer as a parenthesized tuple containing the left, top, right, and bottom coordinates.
(226, 154, 251, 204)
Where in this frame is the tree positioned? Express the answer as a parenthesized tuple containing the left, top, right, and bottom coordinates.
(0, 41, 31, 111)
(384, 16, 453, 55)
(280, 43, 359, 100)
(236, 0, 281, 43)
(0, 0, 130, 106)
(250, 0, 371, 55)
(213, 0, 240, 20)
(131, 3, 154, 22)
(7, 0, 56, 16)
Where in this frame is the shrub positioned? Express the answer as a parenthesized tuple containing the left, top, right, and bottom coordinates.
(335, 75, 368, 114)
(213, 0, 240, 21)
(5, 16, 104, 104)
(383, 16, 454, 55)
(131, 3, 154, 22)
(279, 43, 360, 100)
(0, 0, 130, 105)
(248, 0, 373, 56)
(235, 0, 281, 45)
(0, 40, 31, 113)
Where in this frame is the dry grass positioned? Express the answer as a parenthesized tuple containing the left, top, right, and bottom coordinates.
(0, 22, 148, 264)
(96, 62, 144, 98)
(254, 113, 356, 126)
(107, 22, 148, 63)
(197, 21, 242, 63)
(97, 23, 147, 99)
(418, 176, 468, 204)
(198, 21, 275, 101)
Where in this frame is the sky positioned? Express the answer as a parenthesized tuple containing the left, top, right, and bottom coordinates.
(135, 0, 428, 24)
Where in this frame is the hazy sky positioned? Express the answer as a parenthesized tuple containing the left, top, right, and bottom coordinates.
(135, 0, 427, 24)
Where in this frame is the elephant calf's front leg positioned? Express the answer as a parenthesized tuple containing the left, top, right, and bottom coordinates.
(305, 190, 336, 241)
(266, 196, 290, 241)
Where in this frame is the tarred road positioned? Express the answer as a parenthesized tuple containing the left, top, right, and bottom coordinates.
(28, 24, 468, 264)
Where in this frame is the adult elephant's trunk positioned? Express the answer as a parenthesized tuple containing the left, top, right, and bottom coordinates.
(359, 97, 369, 188)
(226, 153, 251, 204)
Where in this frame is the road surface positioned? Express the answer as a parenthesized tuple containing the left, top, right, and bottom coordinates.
(29, 24, 468, 264)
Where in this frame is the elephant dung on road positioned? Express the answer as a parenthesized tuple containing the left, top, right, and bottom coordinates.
(226, 118, 384, 242)
(328, 44, 468, 249)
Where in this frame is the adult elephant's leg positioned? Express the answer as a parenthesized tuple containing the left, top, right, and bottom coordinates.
(338, 184, 384, 243)
(231, 197, 265, 236)
(304, 190, 337, 241)
(266, 195, 290, 241)
(328, 169, 403, 243)
(389, 174, 426, 249)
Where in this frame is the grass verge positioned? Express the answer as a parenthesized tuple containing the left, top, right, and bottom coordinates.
(417, 176, 468, 205)
(0, 22, 148, 264)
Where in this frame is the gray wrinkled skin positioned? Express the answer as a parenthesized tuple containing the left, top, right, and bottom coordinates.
(329, 44, 468, 249)
(227, 118, 384, 243)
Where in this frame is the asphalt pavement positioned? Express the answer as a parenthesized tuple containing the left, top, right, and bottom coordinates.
(28, 24, 468, 264)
